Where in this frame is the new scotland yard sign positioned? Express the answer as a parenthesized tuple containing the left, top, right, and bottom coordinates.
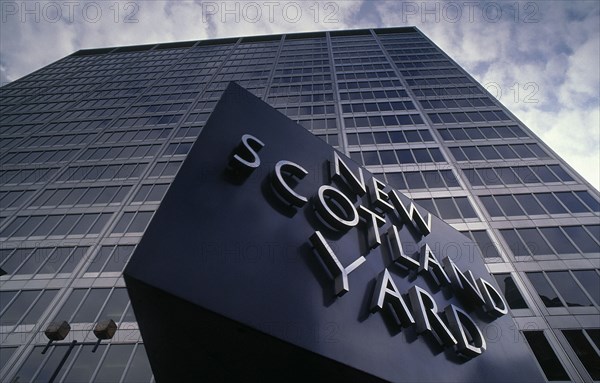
(124, 82, 544, 382)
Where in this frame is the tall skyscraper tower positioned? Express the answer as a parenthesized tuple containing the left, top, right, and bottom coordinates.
(1, 27, 598, 382)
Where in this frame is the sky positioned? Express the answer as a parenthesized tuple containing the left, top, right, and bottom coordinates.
(1, 0, 599, 190)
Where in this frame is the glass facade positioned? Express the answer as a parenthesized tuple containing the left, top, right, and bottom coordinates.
(1, 27, 598, 382)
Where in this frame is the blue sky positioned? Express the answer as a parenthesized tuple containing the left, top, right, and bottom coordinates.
(1, 0, 598, 189)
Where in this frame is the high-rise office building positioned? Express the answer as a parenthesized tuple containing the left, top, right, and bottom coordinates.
(1, 26, 598, 382)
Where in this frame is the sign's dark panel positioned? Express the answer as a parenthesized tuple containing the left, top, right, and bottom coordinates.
(124, 83, 545, 382)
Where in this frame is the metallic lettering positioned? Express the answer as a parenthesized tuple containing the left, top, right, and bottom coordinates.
(358, 205, 386, 249)
(442, 257, 485, 306)
(272, 160, 308, 207)
(389, 190, 432, 236)
(387, 225, 419, 270)
(368, 177, 393, 211)
(309, 231, 366, 297)
(370, 269, 415, 327)
(477, 278, 509, 316)
(444, 304, 487, 357)
(408, 286, 457, 347)
(419, 244, 451, 286)
(230, 134, 265, 174)
(314, 185, 359, 231)
(330, 152, 366, 196)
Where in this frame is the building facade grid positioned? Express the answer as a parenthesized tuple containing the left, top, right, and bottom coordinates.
(1, 27, 599, 382)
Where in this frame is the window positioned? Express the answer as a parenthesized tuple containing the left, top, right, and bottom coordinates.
(148, 160, 183, 178)
(493, 274, 528, 309)
(562, 329, 600, 380)
(86, 245, 136, 273)
(31, 186, 131, 208)
(546, 271, 592, 307)
(451, 143, 548, 161)
(133, 183, 170, 203)
(501, 226, 599, 257)
(0, 246, 88, 276)
(54, 287, 134, 324)
(57, 163, 147, 182)
(461, 230, 501, 258)
(527, 270, 599, 308)
(0, 190, 35, 209)
(0, 289, 58, 326)
(14, 343, 153, 383)
(0, 213, 111, 239)
(112, 211, 155, 234)
(523, 331, 570, 381)
(414, 197, 477, 220)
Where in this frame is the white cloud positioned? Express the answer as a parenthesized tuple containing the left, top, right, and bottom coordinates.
(372, 0, 600, 190)
(1, 0, 598, 189)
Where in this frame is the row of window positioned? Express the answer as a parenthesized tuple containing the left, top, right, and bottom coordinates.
(429, 110, 511, 124)
(438, 125, 527, 141)
(406, 76, 470, 87)
(0, 289, 57, 327)
(138, 91, 199, 103)
(336, 71, 397, 80)
(0, 190, 35, 209)
(450, 143, 548, 161)
(343, 114, 424, 128)
(1, 111, 60, 124)
(132, 183, 170, 203)
(339, 89, 408, 101)
(112, 114, 182, 129)
(127, 102, 191, 115)
(17, 132, 96, 149)
(54, 287, 135, 324)
(0, 213, 112, 239)
(481, 191, 599, 218)
(399, 66, 462, 76)
(464, 230, 501, 258)
(272, 74, 331, 84)
(147, 160, 183, 178)
(86, 245, 136, 274)
(74, 96, 136, 109)
(60, 107, 123, 120)
(57, 163, 147, 182)
(463, 165, 573, 187)
(414, 196, 478, 220)
(0, 124, 43, 139)
(314, 133, 339, 147)
(163, 142, 193, 156)
(98, 127, 173, 143)
(341, 101, 415, 114)
(111, 211, 154, 234)
(394, 60, 451, 69)
(384, 169, 460, 191)
(297, 118, 338, 131)
(350, 147, 445, 166)
(278, 104, 336, 117)
(3, 148, 78, 165)
(337, 79, 402, 90)
(12, 343, 152, 383)
(335, 63, 392, 72)
(0, 246, 88, 277)
(346, 129, 434, 146)
(267, 93, 334, 105)
(412, 85, 482, 97)
(79, 144, 162, 162)
(527, 269, 599, 308)
(31, 185, 132, 208)
(269, 83, 333, 95)
(0, 167, 58, 185)
(500, 225, 599, 257)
